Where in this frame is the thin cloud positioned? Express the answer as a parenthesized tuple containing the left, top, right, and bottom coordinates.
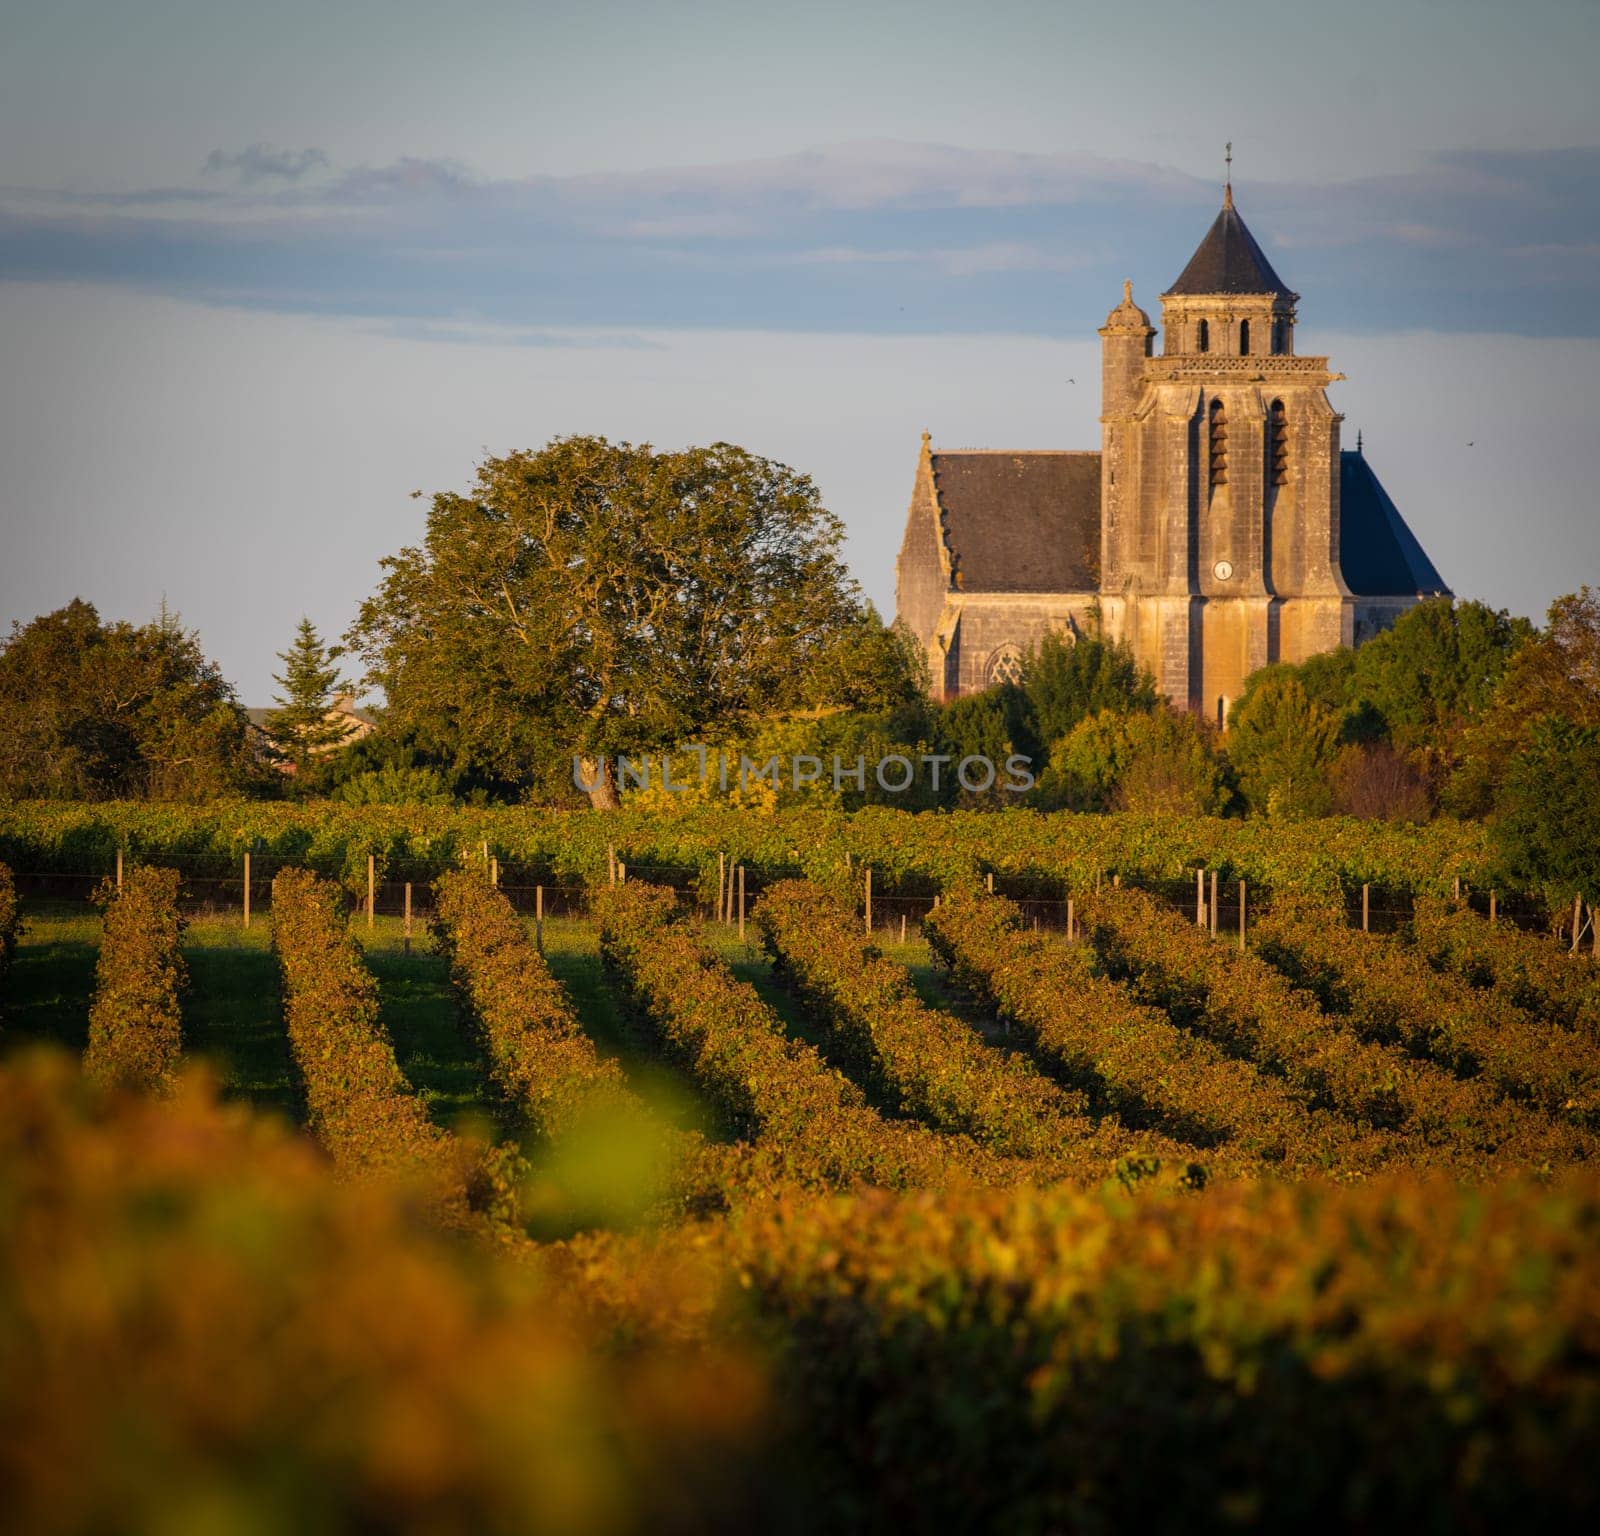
(202, 144, 330, 184)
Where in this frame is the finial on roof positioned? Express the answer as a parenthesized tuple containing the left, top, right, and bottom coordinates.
(1224, 141, 1233, 208)
(921, 428, 931, 451)
(1356, 429, 1363, 454)
(1122, 278, 1132, 303)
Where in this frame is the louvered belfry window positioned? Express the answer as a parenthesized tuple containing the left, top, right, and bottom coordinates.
(1270, 399, 1288, 487)
(1197, 318, 1210, 353)
(1208, 397, 1228, 488)
(1239, 319, 1250, 355)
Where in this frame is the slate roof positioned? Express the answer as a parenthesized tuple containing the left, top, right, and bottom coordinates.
(931, 450, 1101, 592)
(1339, 450, 1450, 598)
(1165, 199, 1294, 297)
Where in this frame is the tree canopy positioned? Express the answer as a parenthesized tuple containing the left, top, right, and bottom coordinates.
(0, 600, 256, 801)
(347, 437, 918, 805)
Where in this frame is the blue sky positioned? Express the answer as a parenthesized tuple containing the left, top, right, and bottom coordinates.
(1, 0, 1597, 701)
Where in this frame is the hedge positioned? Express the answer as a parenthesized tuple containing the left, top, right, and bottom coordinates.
(84, 866, 185, 1093)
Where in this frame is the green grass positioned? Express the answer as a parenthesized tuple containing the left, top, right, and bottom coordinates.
(537, 915, 725, 1139)
(347, 918, 502, 1134)
(3, 903, 98, 1052)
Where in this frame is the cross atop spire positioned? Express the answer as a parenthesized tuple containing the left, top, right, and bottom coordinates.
(1223, 142, 1233, 208)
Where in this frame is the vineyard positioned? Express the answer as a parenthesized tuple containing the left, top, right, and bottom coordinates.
(1, 808, 1599, 1531)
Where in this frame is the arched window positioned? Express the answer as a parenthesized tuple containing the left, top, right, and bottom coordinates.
(1208, 398, 1228, 488)
(986, 644, 1024, 688)
(1269, 398, 1288, 487)
(1238, 319, 1250, 355)
(1197, 318, 1209, 354)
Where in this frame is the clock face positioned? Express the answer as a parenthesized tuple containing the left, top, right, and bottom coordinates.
(1213, 559, 1234, 581)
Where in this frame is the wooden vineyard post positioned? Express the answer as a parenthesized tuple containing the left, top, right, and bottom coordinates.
(1573, 895, 1583, 954)
(116, 848, 123, 891)
(1453, 875, 1461, 902)
(1489, 890, 1497, 925)
(717, 852, 726, 923)
(1196, 869, 1205, 927)
(1238, 880, 1246, 952)
(1067, 897, 1075, 941)
(737, 865, 746, 942)
(1209, 871, 1218, 936)
(490, 856, 498, 888)
(1362, 884, 1370, 933)
(1113, 873, 1121, 889)
(535, 885, 544, 954)
(243, 852, 251, 929)
(865, 867, 873, 935)
(367, 855, 375, 930)
(618, 861, 627, 885)
(482, 839, 489, 869)
(986, 872, 994, 893)
(403, 882, 412, 955)
(607, 845, 616, 887)
(900, 913, 907, 944)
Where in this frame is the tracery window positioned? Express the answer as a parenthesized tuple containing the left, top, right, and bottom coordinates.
(986, 644, 1024, 688)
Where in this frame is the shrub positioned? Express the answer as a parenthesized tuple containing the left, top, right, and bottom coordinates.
(84, 866, 185, 1093)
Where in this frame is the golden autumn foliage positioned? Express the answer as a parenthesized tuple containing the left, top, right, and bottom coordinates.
(0, 1053, 772, 1536)
(84, 865, 185, 1093)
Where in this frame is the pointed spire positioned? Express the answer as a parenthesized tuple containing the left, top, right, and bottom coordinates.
(1164, 191, 1294, 297)
(920, 428, 932, 455)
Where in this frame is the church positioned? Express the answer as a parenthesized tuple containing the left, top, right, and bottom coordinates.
(893, 184, 1449, 723)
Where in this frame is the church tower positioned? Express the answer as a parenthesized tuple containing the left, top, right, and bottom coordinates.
(1098, 180, 1352, 721)
(894, 167, 1448, 709)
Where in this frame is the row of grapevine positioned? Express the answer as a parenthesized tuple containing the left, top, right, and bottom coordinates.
(755, 879, 1197, 1181)
(268, 868, 503, 1225)
(1414, 895, 1600, 1039)
(633, 1167, 1598, 1531)
(0, 860, 17, 994)
(592, 882, 1023, 1192)
(0, 797, 1497, 899)
(925, 890, 1389, 1174)
(1081, 886, 1595, 1169)
(1256, 898, 1600, 1125)
(431, 869, 724, 1222)
(83, 866, 186, 1093)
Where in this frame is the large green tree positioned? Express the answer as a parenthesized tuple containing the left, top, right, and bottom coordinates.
(1019, 628, 1156, 758)
(1224, 669, 1343, 817)
(347, 437, 915, 806)
(0, 600, 255, 801)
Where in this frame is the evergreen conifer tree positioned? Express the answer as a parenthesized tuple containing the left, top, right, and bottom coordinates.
(264, 619, 350, 777)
